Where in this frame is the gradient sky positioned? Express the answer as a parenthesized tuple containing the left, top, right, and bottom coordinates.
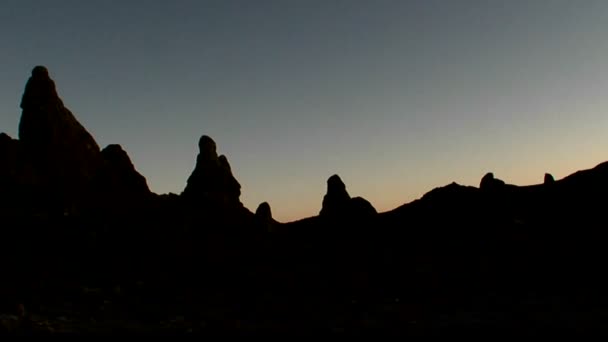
(2, 1, 608, 221)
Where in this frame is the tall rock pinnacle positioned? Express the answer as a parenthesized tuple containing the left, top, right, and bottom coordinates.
(319, 174, 377, 220)
(320, 174, 351, 216)
(182, 135, 242, 208)
(18, 66, 101, 190)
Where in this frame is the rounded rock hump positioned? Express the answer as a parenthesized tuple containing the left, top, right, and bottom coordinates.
(480, 172, 495, 189)
(32, 65, 49, 78)
(255, 202, 272, 221)
(255, 201, 276, 232)
(544, 173, 555, 184)
(480, 172, 506, 192)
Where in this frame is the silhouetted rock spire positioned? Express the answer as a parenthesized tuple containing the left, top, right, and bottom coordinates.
(255, 202, 276, 232)
(320, 174, 351, 216)
(18, 66, 102, 197)
(544, 173, 555, 184)
(182, 135, 242, 208)
(256, 202, 272, 220)
(319, 174, 377, 219)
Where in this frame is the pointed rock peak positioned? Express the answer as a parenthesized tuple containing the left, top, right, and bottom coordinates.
(256, 202, 272, 219)
(544, 173, 555, 184)
(97, 144, 150, 196)
(198, 135, 218, 160)
(320, 174, 351, 216)
(327, 174, 348, 196)
(183, 134, 242, 206)
(17, 66, 101, 196)
(20, 65, 61, 111)
(255, 202, 276, 232)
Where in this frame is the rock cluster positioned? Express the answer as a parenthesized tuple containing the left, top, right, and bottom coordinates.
(319, 174, 377, 219)
(182, 135, 242, 209)
(1, 66, 150, 214)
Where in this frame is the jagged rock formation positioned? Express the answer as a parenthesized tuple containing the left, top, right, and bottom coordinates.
(1, 66, 153, 215)
(544, 173, 555, 184)
(319, 174, 376, 219)
(182, 135, 242, 209)
(87, 144, 151, 212)
(18, 66, 102, 196)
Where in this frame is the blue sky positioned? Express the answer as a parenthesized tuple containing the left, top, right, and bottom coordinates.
(2, 1, 608, 221)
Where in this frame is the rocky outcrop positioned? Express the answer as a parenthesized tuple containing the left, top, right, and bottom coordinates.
(255, 202, 277, 232)
(319, 174, 377, 220)
(182, 135, 242, 208)
(544, 173, 555, 184)
(94, 144, 150, 200)
(349, 197, 377, 217)
(479, 172, 505, 191)
(17, 66, 102, 203)
(255, 202, 272, 221)
(319, 174, 351, 216)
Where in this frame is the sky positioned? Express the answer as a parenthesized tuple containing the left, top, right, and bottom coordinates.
(2, 0, 608, 222)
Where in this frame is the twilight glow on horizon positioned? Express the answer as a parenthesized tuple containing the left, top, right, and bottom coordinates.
(2, 1, 608, 221)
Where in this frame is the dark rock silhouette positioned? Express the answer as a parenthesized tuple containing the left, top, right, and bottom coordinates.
(182, 135, 242, 209)
(0, 133, 21, 182)
(318, 174, 377, 228)
(17, 66, 102, 211)
(255, 202, 277, 232)
(255, 202, 272, 221)
(319, 174, 352, 216)
(479, 172, 505, 191)
(98, 144, 150, 196)
(350, 196, 378, 217)
(544, 172, 555, 184)
(4, 66, 608, 333)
